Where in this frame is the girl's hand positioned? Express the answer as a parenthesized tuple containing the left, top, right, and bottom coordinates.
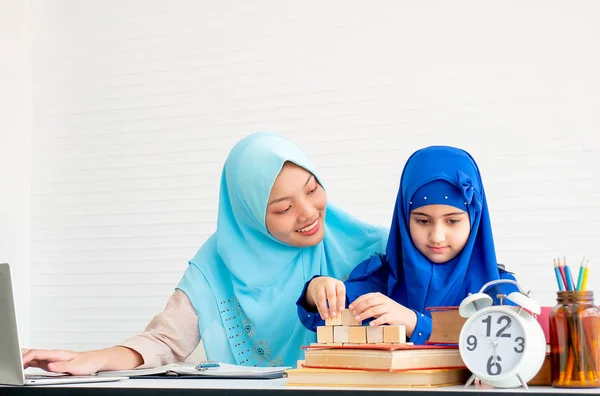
(306, 276, 346, 320)
(349, 292, 418, 336)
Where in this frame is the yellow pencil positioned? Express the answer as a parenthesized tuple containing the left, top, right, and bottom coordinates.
(581, 261, 589, 291)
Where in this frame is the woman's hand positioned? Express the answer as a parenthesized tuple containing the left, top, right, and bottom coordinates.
(22, 349, 106, 375)
(349, 292, 418, 336)
(306, 276, 346, 320)
(22, 346, 143, 375)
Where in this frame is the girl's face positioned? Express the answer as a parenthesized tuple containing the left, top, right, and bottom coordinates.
(265, 162, 327, 247)
(409, 204, 470, 263)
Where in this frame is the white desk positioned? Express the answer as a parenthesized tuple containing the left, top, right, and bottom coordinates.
(3, 378, 600, 395)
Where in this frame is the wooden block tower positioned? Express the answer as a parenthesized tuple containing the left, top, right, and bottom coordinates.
(314, 309, 408, 346)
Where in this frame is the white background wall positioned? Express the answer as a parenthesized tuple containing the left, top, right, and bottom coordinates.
(1, 0, 32, 346)
(4, 0, 600, 353)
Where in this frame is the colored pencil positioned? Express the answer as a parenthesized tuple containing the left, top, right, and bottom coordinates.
(564, 256, 575, 291)
(581, 261, 589, 291)
(558, 257, 569, 291)
(554, 258, 565, 291)
(576, 257, 586, 291)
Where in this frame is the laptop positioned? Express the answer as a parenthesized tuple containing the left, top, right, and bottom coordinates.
(0, 263, 127, 386)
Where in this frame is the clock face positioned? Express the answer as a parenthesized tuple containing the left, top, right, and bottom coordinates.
(460, 310, 525, 378)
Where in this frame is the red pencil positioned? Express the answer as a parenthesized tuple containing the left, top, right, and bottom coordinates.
(557, 257, 569, 291)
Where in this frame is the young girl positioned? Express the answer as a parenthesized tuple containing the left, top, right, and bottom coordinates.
(298, 146, 517, 344)
(22, 133, 388, 373)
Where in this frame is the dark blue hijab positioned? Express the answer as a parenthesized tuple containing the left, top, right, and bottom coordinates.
(386, 146, 501, 312)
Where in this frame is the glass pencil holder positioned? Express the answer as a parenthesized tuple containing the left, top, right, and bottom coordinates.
(550, 290, 600, 388)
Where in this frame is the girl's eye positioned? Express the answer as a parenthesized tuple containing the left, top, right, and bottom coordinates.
(447, 219, 460, 225)
(277, 206, 292, 214)
(307, 185, 318, 195)
(416, 218, 429, 225)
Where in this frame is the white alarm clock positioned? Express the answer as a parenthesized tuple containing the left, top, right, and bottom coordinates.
(458, 279, 546, 389)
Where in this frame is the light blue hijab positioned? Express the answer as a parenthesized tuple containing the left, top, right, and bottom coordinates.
(178, 133, 388, 367)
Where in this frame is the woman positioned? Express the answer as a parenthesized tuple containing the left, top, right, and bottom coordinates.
(23, 133, 388, 373)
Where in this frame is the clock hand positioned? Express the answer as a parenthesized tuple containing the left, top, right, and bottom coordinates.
(491, 339, 499, 364)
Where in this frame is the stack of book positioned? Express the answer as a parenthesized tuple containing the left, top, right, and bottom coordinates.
(287, 343, 469, 387)
(286, 366, 470, 387)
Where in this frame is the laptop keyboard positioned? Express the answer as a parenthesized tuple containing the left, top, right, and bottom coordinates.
(25, 374, 94, 380)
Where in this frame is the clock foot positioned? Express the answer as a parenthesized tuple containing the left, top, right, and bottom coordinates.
(464, 373, 477, 388)
(516, 374, 528, 390)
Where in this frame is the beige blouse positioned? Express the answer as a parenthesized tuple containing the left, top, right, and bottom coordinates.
(119, 289, 201, 368)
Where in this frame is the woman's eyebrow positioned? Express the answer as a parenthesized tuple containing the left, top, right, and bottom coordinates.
(303, 174, 313, 187)
(268, 175, 314, 206)
(268, 196, 289, 205)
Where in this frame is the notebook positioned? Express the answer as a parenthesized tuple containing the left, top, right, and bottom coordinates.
(97, 361, 290, 379)
(0, 263, 127, 386)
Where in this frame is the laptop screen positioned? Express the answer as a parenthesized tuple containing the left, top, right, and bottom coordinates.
(0, 263, 28, 385)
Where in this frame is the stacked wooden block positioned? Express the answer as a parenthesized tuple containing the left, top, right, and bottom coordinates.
(314, 309, 407, 346)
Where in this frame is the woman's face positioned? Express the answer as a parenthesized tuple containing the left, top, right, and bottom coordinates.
(265, 162, 327, 247)
(409, 204, 471, 263)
